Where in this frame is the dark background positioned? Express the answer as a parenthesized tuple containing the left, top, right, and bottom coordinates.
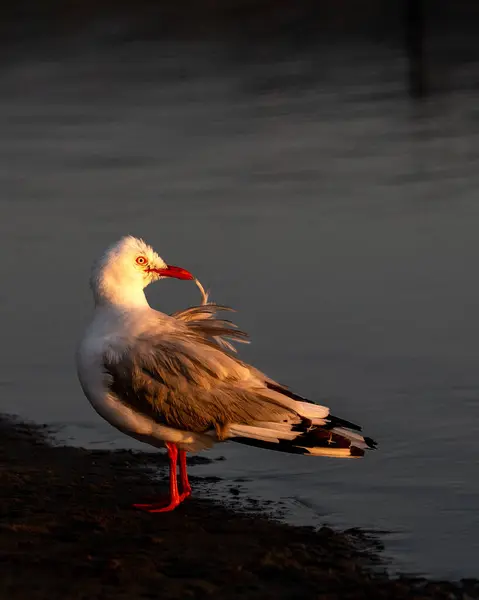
(1, 0, 479, 581)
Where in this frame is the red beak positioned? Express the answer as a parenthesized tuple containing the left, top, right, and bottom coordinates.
(149, 265, 194, 280)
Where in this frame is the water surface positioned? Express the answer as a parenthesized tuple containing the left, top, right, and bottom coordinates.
(1, 39, 479, 579)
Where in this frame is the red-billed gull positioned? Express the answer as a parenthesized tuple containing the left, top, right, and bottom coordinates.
(77, 236, 376, 513)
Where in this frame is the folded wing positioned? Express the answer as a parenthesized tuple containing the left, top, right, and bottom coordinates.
(102, 303, 375, 456)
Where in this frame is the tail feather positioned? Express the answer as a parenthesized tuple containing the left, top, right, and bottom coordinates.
(227, 419, 377, 458)
(231, 436, 366, 458)
(231, 380, 377, 458)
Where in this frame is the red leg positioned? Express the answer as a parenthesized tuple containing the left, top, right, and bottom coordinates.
(179, 450, 192, 501)
(133, 443, 181, 513)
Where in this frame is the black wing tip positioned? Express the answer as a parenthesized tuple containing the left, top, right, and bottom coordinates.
(327, 414, 363, 432)
(232, 437, 369, 459)
(350, 446, 365, 457)
(263, 384, 376, 449)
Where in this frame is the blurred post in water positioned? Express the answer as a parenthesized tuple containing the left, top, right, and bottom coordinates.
(405, 0, 427, 98)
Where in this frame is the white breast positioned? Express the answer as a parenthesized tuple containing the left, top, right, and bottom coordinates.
(76, 309, 215, 453)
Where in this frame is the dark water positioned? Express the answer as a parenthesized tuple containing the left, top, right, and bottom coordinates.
(1, 38, 479, 579)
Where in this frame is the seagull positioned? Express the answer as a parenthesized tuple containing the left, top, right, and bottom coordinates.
(77, 236, 377, 513)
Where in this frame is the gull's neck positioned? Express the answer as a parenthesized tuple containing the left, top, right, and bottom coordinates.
(92, 276, 150, 310)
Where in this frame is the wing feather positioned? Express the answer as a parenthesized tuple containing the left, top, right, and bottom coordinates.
(103, 335, 297, 439)
(103, 302, 329, 441)
(172, 303, 249, 352)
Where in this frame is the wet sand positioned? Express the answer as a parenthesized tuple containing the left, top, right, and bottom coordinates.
(0, 415, 477, 600)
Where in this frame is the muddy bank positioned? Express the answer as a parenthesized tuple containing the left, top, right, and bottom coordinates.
(0, 415, 477, 600)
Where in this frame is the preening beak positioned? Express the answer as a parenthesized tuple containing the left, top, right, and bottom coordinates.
(148, 265, 194, 280)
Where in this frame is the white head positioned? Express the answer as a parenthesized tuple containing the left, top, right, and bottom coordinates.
(90, 236, 193, 307)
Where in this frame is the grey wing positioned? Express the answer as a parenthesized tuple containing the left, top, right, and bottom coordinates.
(102, 333, 298, 439)
(166, 306, 371, 456)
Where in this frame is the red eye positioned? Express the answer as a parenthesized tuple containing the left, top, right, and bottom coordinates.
(136, 256, 147, 265)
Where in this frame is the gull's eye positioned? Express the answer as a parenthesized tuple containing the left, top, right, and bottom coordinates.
(136, 256, 147, 266)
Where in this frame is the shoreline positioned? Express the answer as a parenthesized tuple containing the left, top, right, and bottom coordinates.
(0, 414, 477, 599)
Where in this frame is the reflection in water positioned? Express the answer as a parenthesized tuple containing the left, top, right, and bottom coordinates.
(1, 39, 479, 579)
